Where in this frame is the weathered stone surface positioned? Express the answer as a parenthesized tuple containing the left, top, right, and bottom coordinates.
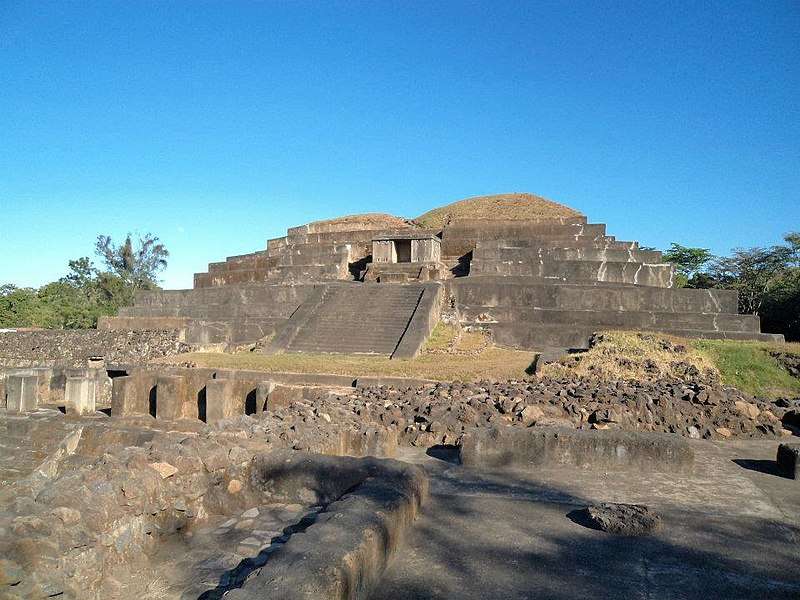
(51, 506, 81, 525)
(460, 426, 695, 472)
(519, 404, 544, 426)
(581, 502, 661, 535)
(0, 329, 188, 366)
(65, 375, 96, 416)
(5, 374, 39, 413)
(111, 374, 145, 417)
(148, 462, 178, 479)
(155, 375, 186, 420)
(734, 400, 760, 420)
(205, 378, 240, 423)
(264, 377, 791, 445)
(228, 451, 428, 600)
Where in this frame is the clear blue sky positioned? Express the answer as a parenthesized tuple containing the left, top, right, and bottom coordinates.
(1, 1, 798, 290)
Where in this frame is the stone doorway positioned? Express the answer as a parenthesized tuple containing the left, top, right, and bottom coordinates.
(396, 239, 412, 263)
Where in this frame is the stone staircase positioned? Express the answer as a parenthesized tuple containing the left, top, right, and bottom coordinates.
(283, 284, 426, 356)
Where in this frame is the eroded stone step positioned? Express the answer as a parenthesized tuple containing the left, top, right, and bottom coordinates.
(458, 305, 761, 333)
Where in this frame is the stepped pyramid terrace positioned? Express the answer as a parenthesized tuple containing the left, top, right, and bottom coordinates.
(99, 193, 782, 357)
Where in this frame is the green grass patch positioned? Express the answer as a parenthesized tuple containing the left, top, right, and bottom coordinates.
(693, 339, 800, 398)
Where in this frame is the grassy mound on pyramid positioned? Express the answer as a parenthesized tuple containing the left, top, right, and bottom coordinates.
(415, 192, 582, 229)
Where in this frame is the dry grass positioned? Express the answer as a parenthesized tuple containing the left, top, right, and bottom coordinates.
(306, 213, 411, 231)
(415, 193, 582, 229)
(422, 323, 490, 354)
(541, 330, 800, 398)
(540, 331, 719, 382)
(159, 325, 800, 394)
(158, 329, 536, 382)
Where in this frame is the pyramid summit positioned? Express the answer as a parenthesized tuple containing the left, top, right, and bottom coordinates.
(415, 192, 582, 228)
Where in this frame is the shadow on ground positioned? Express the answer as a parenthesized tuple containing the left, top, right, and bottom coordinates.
(732, 458, 790, 478)
(372, 457, 800, 600)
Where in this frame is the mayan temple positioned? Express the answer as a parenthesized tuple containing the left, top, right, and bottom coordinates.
(99, 193, 782, 357)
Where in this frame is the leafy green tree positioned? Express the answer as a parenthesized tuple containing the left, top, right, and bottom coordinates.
(785, 232, 800, 266)
(62, 257, 95, 289)
(1, 232, 168, 329)
(709, 244, 792, 315)
(0, 285, 53, 328)
(662, 243, 713, 288)
(754, 232, 800, 340)
(95, 233, 169, 289)
(37, 281, 90, 328)
(760, 268, 800, 341)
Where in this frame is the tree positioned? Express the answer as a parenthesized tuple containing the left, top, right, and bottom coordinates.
(662, 243, 713, 288)
(0, 285, 52, 328)
(1, 232, 168, 330)
(709, 243, 793, 316)
(760, 268, 800, 341)
(95, 233, 169, 290)
(62, 257, 95, 289)
(785, 232, 800, 266)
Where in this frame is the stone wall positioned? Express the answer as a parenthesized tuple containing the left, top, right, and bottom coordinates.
(0, 329, 189, 367)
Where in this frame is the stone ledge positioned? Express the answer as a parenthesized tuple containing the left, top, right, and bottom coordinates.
(229, 451, 428, 599)
(355, 375, 438, 388)
(459, 426, 695, 472)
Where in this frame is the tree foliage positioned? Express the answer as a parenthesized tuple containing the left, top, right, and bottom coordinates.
(95, 233, 169, 289)
(664, 232, 800, 340)
(0, 232, 166, 329)
(662, 243, 713, 288)
(707, 244, 793, 315)
(662, 243, 713, 277)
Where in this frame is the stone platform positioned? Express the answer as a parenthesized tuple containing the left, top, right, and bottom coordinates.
(99, 194, 784, 355)
(374, 439, 800, 600)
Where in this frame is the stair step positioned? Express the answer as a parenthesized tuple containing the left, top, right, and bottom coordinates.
(281, 284, 423, 355)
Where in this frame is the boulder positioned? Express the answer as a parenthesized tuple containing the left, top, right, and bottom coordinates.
(776, 444, 799, 480)
(519, 405, 544, 426)
(734, 401, 760, 420)
(580, 503, 661, 536)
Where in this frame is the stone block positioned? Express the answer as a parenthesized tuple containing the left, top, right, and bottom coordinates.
(111, 375, 148, 417)
(65, 376, 96, 416)
(266, 385, 304, 411)
(0, 375, 6, 409)
(205, 379, 240, 423)
(6, 374, 39, 413)
(777, 444, 799, 480)
(256, 381, 276, 413)
(459, 426, 695, 473)
(155, 375, 186, 421)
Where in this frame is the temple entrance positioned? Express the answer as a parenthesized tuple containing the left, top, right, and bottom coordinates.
(395, 239, 411, 263)
(148, 386, 158, 418)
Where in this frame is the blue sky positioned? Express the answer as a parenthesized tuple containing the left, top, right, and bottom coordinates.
(1, 1, 798, 290)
